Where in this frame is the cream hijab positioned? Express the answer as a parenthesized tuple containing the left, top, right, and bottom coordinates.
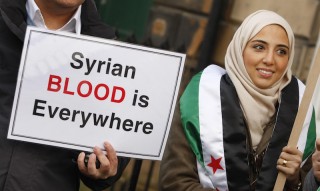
(225, 10, 295, 149)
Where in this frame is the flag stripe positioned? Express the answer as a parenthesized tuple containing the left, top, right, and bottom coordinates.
(220, 75, 250, 191)
(180, 71, 204, 167)
(198, 65, 228, 190)
(303, 107, 316, 160)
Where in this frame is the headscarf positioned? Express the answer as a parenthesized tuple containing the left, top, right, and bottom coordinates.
(225, 10, 295, 149)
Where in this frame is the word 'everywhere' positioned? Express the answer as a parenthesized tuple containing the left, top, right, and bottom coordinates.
(32, 99, 153, 134)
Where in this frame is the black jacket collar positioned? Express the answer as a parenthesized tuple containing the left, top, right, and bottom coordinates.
(0, 0, 115, 41)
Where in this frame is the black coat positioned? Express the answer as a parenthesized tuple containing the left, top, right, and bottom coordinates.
(0, 0, 129, 190)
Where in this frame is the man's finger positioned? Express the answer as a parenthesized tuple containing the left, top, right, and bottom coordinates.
(104, 142, 118, 165)
(77, 152, 87, 172)
(87, 153, 98, 176)
(93, 146, 109, 169)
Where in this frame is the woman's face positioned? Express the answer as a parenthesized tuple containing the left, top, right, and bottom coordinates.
(243, 24, 290, 89)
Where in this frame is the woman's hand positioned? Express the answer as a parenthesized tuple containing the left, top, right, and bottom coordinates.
(276, 146, 302, 186)
(77, 141, 118, 179)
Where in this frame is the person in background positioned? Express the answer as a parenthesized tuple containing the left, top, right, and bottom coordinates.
(304, 138, 320, 190)
(159, 10, 313, 191)
(0, 0, 129, 190)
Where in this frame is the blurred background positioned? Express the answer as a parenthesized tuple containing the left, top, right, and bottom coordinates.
(80, 0, 320, 190)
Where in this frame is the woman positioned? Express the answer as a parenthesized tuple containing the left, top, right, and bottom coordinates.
(159, 10, 313, 191)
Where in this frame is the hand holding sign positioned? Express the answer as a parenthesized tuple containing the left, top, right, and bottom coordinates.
(78, 141, 118, 179)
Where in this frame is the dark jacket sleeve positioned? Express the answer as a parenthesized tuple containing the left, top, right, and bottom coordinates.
(303, 169, 320, 191)
(298, 155, 313, 191)
(80, 156, 130, 191)
(159, 107, 215, 191)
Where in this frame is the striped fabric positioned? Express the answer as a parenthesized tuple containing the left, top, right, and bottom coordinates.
(299, 77, 320, 163)
(180, 65, 227, 190)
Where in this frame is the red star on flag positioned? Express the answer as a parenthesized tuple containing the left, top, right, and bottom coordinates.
(207, 155, 224, 174)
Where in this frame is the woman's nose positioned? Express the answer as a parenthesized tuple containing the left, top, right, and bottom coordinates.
(262, 51, 275, 65)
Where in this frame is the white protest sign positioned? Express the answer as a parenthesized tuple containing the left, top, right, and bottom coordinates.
(8, 27, 185, 160)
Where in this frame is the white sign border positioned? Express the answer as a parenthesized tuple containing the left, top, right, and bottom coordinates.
(8, 27, 185, 160)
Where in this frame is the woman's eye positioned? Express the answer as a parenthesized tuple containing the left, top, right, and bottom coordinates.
(253, 45, 264, 50)
(277, 49, 287, 55)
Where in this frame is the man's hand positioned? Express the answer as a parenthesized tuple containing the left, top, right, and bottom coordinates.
(312, 138, 320, 182)
(77, 141, 118, 179)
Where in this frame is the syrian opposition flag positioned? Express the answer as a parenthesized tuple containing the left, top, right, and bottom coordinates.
(297, 36, 320, 191)
(301, 65, 320, 191)
(298, 74, 320, 163)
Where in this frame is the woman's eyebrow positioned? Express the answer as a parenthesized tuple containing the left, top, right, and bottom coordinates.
(278, 44, 289, 50)
(250, 39, 289, 49)
(250, 39, 267, 44)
